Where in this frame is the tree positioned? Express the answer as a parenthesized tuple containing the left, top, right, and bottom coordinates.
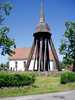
(0, 62, 9, 71)
(0, 2, 16, 56)
(59, 22, 75, 71)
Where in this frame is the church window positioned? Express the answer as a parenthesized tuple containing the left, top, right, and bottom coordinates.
(15, 61, 17, 71)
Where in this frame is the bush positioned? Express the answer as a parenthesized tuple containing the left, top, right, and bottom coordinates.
(0, 72, 35, 88)
(61, 71, 75, 84)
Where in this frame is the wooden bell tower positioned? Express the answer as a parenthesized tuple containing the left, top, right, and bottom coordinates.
(26, 0, 60, 71)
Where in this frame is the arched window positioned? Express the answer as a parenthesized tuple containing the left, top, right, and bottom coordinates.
(10, 67, 12, 71)
(24, 61, 26, 70)
(15, 61, 17, 71)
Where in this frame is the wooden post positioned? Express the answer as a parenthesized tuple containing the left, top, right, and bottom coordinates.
(48, 40, 50, 71)
(40, 39, 43, 71)
(44, 39, 47, 71)
(26, 39, 35, 71)
(38, 40, 41, 71)
(33, 39, 37, 70)
(46, 39, 49, 71)
(49, 38, 60, 71)
(37, 39, 40, 71)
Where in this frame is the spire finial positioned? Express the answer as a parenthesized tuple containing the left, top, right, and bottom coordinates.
(40, 0, 45, 23)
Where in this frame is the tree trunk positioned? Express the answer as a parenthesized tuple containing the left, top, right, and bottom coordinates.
(72, 61, 75, 72)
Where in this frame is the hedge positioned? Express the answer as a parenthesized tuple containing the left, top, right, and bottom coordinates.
(0, 72, 35, 87)
(60, 71, 75, 84)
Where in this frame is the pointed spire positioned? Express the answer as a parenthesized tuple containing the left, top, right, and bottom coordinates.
(35, 0, 50, 32)
(40, 0, 45, 23)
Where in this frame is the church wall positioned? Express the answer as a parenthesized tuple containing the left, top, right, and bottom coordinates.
(50, 60, 54, 71)
(9, 60, 55, 71)
(9, 61, 15, 71)
(17, 60, 25, 71)
(29, 59, 34, 70)
(9, 60, 26, 71)
(29, 59, 38, 70)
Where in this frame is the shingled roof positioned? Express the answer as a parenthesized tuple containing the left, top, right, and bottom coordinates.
(9, 48, 54, 61)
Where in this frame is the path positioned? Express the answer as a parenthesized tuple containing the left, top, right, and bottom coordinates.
(0, 90, 75, 100)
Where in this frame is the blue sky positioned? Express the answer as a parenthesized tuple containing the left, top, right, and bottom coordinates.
(0, 0, 75, 63)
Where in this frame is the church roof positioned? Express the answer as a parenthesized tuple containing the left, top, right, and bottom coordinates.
(9, 48, 30, 60)
(9, 48, 54, 61)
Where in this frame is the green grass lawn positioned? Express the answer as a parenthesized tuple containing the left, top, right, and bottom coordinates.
(0, 72, 75, 97)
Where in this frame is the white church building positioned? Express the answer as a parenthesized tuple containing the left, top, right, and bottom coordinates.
(9, 48, 56, 71)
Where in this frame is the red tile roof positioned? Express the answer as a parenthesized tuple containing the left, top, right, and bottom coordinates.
(9, 48, 30, 60)
(9, 48, 54, 60)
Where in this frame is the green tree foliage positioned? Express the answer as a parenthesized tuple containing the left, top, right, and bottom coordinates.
(0, 2, 16, 56)
(59, 61, 66, 69)
(59, 22, 75, 71)
(61, 72, 75, 84)
(0, 62, 9, 71)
